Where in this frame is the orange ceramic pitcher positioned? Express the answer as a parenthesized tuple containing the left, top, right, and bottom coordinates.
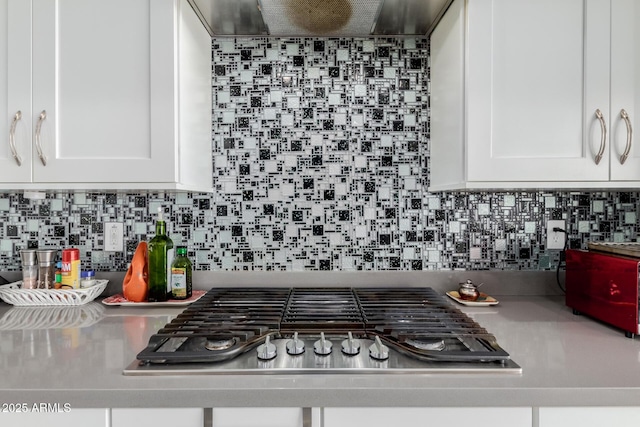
(122, 241, 148, 302)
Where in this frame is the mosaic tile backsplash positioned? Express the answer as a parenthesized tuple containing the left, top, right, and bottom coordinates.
(0, 38, 638, 272)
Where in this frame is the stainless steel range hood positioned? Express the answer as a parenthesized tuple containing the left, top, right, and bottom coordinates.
(187, 0, 452, 37)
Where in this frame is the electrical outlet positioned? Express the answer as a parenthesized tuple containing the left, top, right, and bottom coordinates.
(547, 220, 566, 250)
(104, 222, 124, 252)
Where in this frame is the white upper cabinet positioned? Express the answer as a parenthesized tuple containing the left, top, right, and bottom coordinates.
(0, 0, 32, 182)
(610, 0, 640, 180)
(430, 0, 638, 190)
(0, 0, 212, 192)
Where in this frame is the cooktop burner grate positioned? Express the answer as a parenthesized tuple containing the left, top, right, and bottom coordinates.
(135, 287, 513, 366)
(280, 288, 364, 332)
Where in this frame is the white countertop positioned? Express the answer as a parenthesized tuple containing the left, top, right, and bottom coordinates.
(0, 294, 639, 408)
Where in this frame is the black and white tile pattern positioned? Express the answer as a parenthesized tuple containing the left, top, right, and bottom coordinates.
(0, 38, 637, 272)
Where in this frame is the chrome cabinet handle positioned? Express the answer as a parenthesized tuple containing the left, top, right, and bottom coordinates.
(9, 111, 23, 166)
(35, 110, 47, 166)
(594, 109, 607, 165)
(619, 109, 633, 165)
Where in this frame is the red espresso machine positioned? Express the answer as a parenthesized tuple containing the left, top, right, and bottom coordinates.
(565, 243, 640, 338)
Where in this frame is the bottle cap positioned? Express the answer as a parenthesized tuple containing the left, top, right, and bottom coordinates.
(20, 249, 38, 266)
(81, 270, 95, 278)
(36, 249, 58, 266)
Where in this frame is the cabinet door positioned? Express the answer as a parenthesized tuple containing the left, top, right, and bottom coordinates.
(323, 407, 531, 427)
(112, 408, 204, 427)
(610, 0, 640, 180)
(0, 0, 32, 183)
(211, 408, 304, 427)
(31, 0, 175, 184)
(466, 0, 610, 183)
(539, 407, 640, 427)
(0, 408, 108, 427)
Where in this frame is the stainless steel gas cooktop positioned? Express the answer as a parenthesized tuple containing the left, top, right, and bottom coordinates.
(124, 287, 521, 375)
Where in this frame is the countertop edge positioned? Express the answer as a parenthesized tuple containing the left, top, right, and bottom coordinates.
(2, 387, 640, 409)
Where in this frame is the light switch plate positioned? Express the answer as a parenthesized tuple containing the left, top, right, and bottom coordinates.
(104, 222, 124, 252)
(547, 220, 566, 250)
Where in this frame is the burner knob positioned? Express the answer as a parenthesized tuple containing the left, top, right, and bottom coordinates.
(256, 335, 277, 360)
(313, 332, 333, 356)
(369, 336, 389, 361)
(341, 332, 361, 356)
(286, 332, 305, 355)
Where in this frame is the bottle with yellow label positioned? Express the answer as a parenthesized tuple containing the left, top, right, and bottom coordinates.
(170, 246, 192, 300)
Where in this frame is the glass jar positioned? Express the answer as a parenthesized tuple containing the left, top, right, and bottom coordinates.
(81, 270, 96, 288)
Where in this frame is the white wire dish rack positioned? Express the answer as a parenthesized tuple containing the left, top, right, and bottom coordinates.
(0, 280, 108, 306)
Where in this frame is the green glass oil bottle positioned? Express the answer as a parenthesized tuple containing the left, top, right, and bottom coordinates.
(148, 207, 174, 302)
(171, 246, 192, 300)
